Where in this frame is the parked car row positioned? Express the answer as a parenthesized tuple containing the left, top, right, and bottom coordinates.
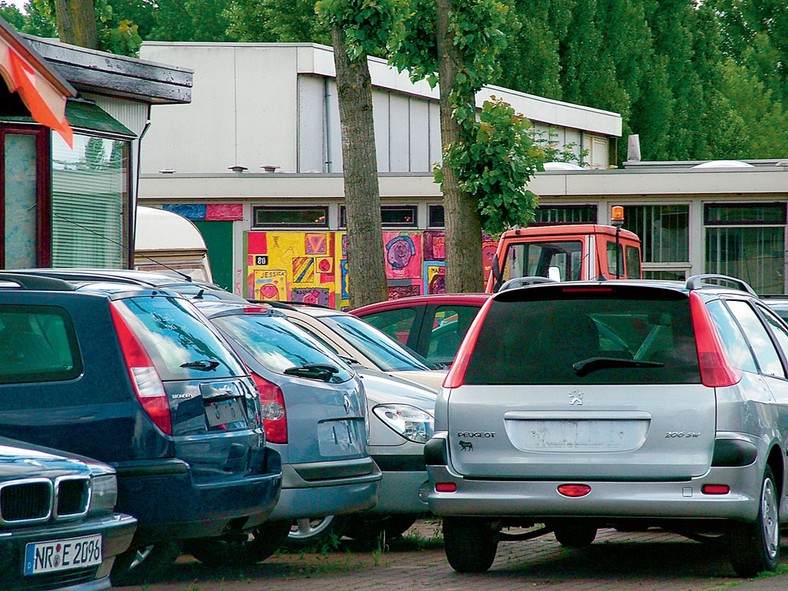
(0, 267, 441, 588)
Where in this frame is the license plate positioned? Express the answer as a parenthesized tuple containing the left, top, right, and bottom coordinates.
(317, 419, 363, 456)
(206, 398, 244, 427)
(24, 534, 102, 575)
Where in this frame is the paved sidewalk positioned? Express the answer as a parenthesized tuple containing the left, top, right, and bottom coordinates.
(128, 522, 788, 591)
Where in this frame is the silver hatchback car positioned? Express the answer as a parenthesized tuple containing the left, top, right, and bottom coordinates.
(427, 275, 788, 578)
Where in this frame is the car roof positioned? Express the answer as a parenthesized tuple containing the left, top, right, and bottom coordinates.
(490, 275, 759, 300)
(6, 268, 246, 302)
(351, 293, 490, 314)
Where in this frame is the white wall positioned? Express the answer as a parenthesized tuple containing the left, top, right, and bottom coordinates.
(140, 42, 623, 178)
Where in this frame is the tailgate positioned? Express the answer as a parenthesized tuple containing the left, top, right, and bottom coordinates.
(446, 383, 716, 480)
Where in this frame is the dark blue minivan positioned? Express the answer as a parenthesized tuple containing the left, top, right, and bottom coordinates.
(0, 274, 282, 584)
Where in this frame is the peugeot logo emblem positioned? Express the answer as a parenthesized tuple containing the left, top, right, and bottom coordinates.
(569, 390, 584, 405)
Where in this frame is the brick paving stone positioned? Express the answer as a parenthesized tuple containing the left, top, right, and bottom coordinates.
(124, 521, 788, 591)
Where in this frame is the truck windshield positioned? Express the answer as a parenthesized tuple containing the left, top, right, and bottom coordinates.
(504, 241, 583, 282)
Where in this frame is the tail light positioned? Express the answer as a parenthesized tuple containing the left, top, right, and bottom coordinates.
(252, 372, 287, 444)
(689, 292, 741, 388)
(109, 304, 172, 435)
(443, 298, 493, 388)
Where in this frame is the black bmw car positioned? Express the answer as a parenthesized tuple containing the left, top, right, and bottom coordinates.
(0, 437, 136, 591)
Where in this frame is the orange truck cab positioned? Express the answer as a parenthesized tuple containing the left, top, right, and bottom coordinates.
(486, 224, 642, 293)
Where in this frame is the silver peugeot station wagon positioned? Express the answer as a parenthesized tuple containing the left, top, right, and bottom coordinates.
(425, 275, 788, 578)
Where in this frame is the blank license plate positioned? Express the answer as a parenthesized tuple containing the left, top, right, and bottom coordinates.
(206, 399, 244, 427)
(25, 534, 102, 575)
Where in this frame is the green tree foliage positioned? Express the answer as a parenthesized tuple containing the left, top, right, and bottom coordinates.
(437, 97, 540, 235)
(0, 2, 28, 29)
(149, 0, 232, 42)
(496, 0, 571, 99)
(225, 0, 329, 43)
(709, 0, 785, 103)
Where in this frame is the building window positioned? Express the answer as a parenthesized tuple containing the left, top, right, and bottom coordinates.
(533, 205, 597, 225)
(705, 203, 786, 295)
(340, 205, 417, 228)
(51, 133, 129, 268)
(252, 206, 328, 228)
(625, 205, 689, 264)
(428, 205, 444, 228)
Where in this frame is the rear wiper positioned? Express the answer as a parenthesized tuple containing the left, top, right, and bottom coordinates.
(284, 363, 340, 382)
(572, 357, 663, 377)
(180, 359, 220, 371)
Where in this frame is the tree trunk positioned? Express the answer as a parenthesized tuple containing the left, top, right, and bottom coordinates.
(436, 0, 484, 293)
(55, 0, 98, 49)
(331, 25, 388, 308)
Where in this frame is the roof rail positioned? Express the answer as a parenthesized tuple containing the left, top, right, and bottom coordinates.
(0, 273, 75, 291)
(685, 274, 757, 296)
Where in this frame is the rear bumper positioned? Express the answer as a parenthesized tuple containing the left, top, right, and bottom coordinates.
(267, 461, 381, 520)
(368, 453, 430, 514)
(427, 462, 764, 523)
(113, 454, 282, 542)
(0, 513, 137, 591)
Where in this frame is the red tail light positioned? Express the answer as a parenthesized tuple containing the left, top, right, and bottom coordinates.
(557, 483, 592, 497)
(109, 304, 172, 435)
(252, 372, 287, 444)
(689, 292, 741, 388)
(443, 299, 493, 389)
(702, 484, 730, 495)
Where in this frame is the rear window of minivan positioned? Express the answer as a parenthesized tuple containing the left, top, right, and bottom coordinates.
(0, 305, 82, 384)
(464, 293, 700, 385)
(113, 296, 248, 381)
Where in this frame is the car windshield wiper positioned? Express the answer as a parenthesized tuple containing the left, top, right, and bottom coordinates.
(180, 359, 220, 371)
(572, 357, 663, 377)
(284, 363, 340, 382)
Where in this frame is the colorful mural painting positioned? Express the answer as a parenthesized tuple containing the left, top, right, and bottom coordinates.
(159, 204, 489, 309)
(246, 231, 344, 307)
(245, 229, 452, 308)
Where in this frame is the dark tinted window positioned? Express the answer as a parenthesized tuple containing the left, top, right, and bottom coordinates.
(465, 292, 699, 385)
(114, 296, 248, 380)
(0, 305, 82, 384)
(212, 313, 353, 383)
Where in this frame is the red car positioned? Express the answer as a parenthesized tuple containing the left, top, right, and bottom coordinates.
(352, 294, 490, 368)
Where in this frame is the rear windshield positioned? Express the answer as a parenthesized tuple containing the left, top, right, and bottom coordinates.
(114, 296, 248, 381)
(0, 305, 82, 384)
(211, 313, 353, 383)
(464, 291, 700, 385)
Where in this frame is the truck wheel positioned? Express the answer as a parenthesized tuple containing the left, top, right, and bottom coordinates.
(443, 517, 498, 573)
(554, 523, 597, 547)
(111, 541, 181, 586)
(728, 467, 780, 577)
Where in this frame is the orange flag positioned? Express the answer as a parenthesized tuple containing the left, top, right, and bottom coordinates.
(0, 40, 74, 147)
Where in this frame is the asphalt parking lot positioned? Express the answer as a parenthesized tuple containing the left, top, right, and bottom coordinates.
(121, 521, 788, 591)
